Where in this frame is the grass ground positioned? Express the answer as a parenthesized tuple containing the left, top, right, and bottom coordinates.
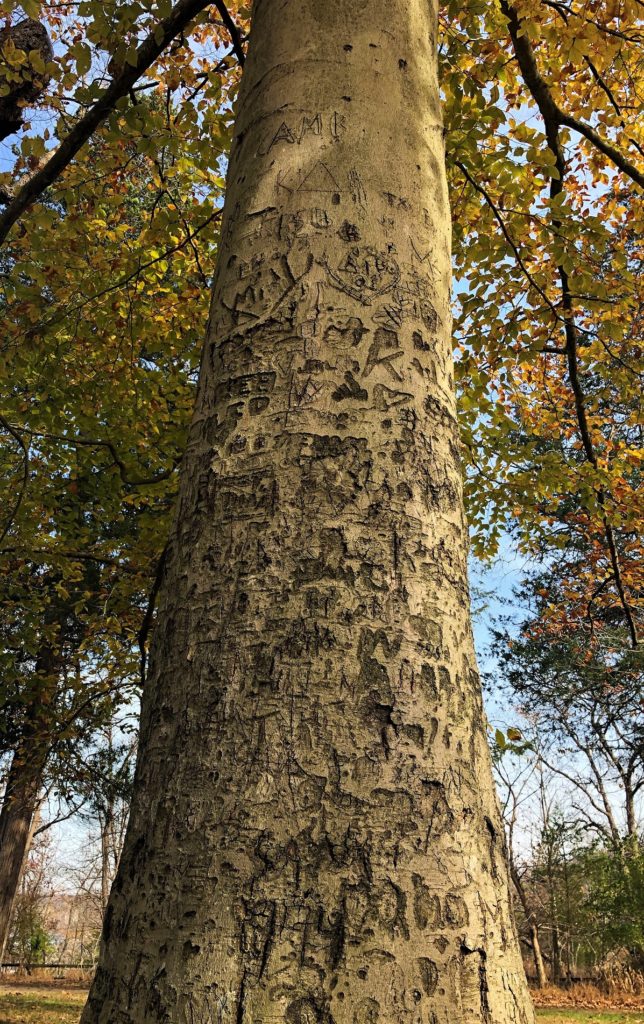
(0, 986, 644, 1024)
(538, 1013, 644, 1024)
(0, 985, 86, 1024)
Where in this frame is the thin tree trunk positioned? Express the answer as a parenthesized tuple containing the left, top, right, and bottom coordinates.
(510, 862, 547, 989)
(548, 876, 562, 988)
(82, 2, 534, 1021)
(624, 784, 637, 844)
(551, 923, 562, 987)
(561, 847, 573, 984)
(100, 804, 114, 916)
(529, 922, 548, 989)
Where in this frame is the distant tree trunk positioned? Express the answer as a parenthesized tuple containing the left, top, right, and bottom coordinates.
(99, 802, 115, 916)
(548, 880, 562, 986)
(529, 921, 548, 989)
(82, 2, 534, 1021)
(624, 783, 637, 844)
(510, 863, 547, 988)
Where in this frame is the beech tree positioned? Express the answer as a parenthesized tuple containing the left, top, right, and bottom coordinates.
(0, 0, 641, 1017)
(78, 1, 535, 1021)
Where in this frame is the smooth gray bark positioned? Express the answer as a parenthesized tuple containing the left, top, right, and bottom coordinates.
(82, 2, 534, 1021)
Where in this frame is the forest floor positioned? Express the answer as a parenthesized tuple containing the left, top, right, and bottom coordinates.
(533, 984, 644, 1015)
(0, 984, 643, 1024)
(0, 985, 86, 1024)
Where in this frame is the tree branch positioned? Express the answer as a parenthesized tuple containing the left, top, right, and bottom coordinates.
(559, 111, 644, 188)
(7, 425, 180, 487)
(501, 0, 644, 189)
(502, 0, 640, 645)
(212, 1, 246, 67)
(0, 545, 138, 570)
(541, 0, 643, 43)
(455, 159, 562, 324)
(0, 0, 243, 246)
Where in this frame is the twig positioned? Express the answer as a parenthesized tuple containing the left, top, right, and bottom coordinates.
(42, 209, 221, 329)
(455, 159, 562, 324)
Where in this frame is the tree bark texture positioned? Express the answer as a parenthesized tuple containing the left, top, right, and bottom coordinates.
(82, 1, 534, 1021)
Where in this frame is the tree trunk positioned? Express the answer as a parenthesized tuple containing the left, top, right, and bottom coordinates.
(624, 783, 637, 844)
(82, 2, 534, 1021)
(100, 808, 111, 917)
(547, 882, 561, 988)
(550, 924, 562, 987)
(0, 18, 53, 141)
(510, 862, 547, 989)
(529, 922, 548, 990)
(0, 638, 56, 964)
(0, 745, 45, 963)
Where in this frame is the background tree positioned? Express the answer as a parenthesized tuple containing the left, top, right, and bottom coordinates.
(491, 571, 643, 849)
(493, 745, 549, 987)
(4, 824, 56, 971)
(71, 727, 135, 917)
(491, 677, 643, 985)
